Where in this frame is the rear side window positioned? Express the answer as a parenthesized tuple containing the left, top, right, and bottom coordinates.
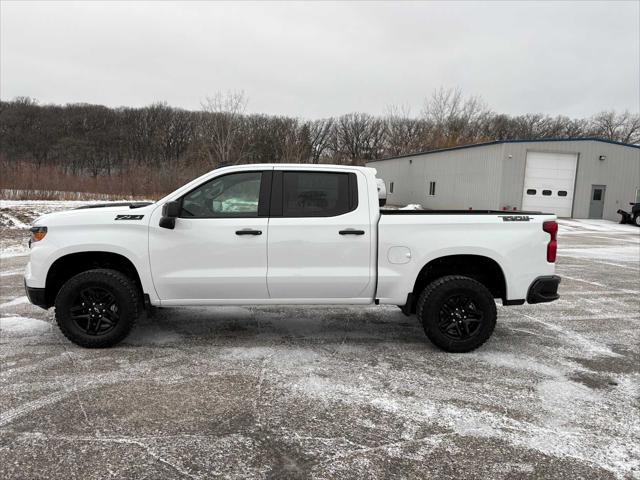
(280, 171, 357, 217)
(558, 190, 568, 197)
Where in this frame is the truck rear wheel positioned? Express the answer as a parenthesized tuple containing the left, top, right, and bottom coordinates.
(54, 269, 140, 348)
(416, 275, 496, 353)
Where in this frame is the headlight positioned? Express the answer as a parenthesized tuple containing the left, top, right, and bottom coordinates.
(29, 226, 47, 247)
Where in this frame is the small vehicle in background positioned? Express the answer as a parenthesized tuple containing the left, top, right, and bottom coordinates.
(617, 202, 640, 226)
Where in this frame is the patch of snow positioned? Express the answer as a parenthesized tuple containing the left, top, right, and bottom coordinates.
(2, 213, 30, 229)
(0, 296, 29, 309)
(399, 204, 424, 210)
(0, 316, 51, 334)
(559, 246, 640, 264)
(0, 244, 29, 259)
(558, 219, 640, 235)
(0, 269, 24, 277)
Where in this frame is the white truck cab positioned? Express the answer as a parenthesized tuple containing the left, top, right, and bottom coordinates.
(25, 164, 560, 352)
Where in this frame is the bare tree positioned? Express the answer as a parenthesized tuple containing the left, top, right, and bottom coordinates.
(590, 111, 640, 144)
(334, 113, 386, 165)
(200, 91, 248, 166)
(384, 104, 429, 155)
(422, 87, 491, 147)
(306, 118, 334, 163)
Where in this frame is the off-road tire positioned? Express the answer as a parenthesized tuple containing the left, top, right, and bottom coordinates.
(416, 275, 496, 353)
(55, 269, 140, 348)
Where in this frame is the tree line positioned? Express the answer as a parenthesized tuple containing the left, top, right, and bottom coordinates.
(1, 88, 638, 198)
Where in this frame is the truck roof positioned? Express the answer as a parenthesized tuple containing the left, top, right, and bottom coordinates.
(212, 163, 377, 174)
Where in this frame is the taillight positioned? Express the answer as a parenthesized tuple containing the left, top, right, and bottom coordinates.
(543, 221, 558, 263)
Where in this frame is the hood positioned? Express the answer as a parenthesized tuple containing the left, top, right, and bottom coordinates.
(32, 202, 157, 227)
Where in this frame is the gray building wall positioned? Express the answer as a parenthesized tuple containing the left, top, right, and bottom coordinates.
(367, 140, 640, 221)
(370, 143, 504, 210)
(499, 140, 639, 221)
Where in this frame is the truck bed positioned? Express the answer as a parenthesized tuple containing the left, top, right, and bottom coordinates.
(380, 209, 548, 215)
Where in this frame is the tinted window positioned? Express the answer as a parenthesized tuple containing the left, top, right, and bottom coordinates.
(593, 189, 602, 201)
(542, 190, 552, 196)
(282, 172, 354, 217)
(527, 189, 536, 195)
(558, 190, 568, 197)
(181, 172, 262, 218)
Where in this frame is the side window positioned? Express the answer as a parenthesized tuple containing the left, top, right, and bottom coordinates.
(526, 189, 537, 195)
(558, 190, 568, 197)
(428, 181, 436, 196)
(389, 182, 394, 194)
(180, 171, 262, 218)
(542, 190, 552, 196)
(282, 171, 356, 217)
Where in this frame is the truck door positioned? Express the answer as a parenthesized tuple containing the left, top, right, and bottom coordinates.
(148, 170, 271, 303)
(266, 169, 373, 301)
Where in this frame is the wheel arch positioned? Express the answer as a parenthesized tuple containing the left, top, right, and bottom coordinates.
(407, 254, 507, 314)
(45, 251, 144, 308)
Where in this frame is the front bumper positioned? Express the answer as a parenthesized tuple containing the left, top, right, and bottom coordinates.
(527, 275, 561, 304)
(24, 279, 48, 309)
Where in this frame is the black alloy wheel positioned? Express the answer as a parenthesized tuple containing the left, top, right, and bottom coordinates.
(70, 286, 120, 336)
(437, 294, 484, 341)
(55, 269, 140, 348)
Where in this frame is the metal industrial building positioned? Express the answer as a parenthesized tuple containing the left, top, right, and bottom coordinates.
(367, 138, 640, 221)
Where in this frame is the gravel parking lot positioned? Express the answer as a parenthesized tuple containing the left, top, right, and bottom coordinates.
(1, 203, 639, 479)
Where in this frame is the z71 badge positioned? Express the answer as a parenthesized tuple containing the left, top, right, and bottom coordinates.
(500, 215, 531, 222)
(115, 214, 144, 220)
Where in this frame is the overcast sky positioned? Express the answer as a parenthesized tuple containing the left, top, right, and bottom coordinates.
(1, 1, 638, 118)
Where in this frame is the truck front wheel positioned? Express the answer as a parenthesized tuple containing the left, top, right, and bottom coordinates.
(54, 269, 140, 348)
(416, 275, 496, 353)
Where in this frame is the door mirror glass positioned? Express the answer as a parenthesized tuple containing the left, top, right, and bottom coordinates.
(160, 200, 181, 229)
(162, 201, 181, 218)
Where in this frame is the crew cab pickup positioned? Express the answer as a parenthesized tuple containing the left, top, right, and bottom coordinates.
(24, 164, 560, 352)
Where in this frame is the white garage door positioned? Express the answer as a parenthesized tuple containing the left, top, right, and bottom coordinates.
(521, 151, 578, 218)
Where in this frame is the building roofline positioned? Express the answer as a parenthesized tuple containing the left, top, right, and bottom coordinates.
(367, 137, 640, 162)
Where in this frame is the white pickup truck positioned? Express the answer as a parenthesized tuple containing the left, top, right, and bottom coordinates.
(24, 164, 560, 352)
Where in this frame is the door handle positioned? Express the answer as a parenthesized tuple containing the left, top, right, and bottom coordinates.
(236, 229, 262, 236)
(339, 229, 365, 235)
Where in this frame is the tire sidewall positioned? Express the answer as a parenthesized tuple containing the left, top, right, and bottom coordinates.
(634, 215, 640, 227)
(419, 278, 496, 352)
(55, 270, 137, 347)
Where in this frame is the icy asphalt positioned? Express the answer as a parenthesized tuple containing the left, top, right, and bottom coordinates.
(1, 202, 639, 479)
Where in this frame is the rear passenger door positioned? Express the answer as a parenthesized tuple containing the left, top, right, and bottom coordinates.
(267, 169, 373, 301)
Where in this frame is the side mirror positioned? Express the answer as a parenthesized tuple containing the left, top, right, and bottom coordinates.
(160, 201, 181, 229)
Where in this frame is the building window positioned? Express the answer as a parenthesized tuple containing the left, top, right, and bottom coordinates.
(592, 189, 602, 201)
(389, 182, 394, 194)
(558, 191, 568, 197)
(542, 190, 552, 196)
(526, 189, 536, 195)
(428, 181, 436, 196)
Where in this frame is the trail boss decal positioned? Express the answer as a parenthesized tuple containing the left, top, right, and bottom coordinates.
(115, 214, 144, 220)
(500, 215, 531, 222)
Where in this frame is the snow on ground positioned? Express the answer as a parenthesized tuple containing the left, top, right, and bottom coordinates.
(0, 202, 638, 479)
(0, 316, 52, 335)
(0, 296, 28, 309)
(0, 199, 144, 259)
